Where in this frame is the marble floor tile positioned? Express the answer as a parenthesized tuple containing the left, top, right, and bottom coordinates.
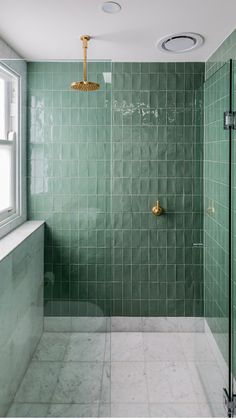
(111, 362, 148, 403)
(64, 333, 106, 362)
(179, 333, 216, 362)
(187, 361, 225, 405)
(104, 333, 111, 362)
(110, 403, 149, 417)
(199, 403, 223, 417)
(143, 333, 185, 362)
(149, 403, 206, 418)
(98, 403, 111, 417)
(14, 362, 62, 403)
(100, 363, 111, 404)
(110, 332, 144, 362)
(100, 403, 149, 417)
(47, 403, 99, 417)
(7, 403, 49, 417)
(8, 331, 221, 418)
(32, 333, 70, 361)
(52, 362, 103, 404)
(146, 361, 198, 404)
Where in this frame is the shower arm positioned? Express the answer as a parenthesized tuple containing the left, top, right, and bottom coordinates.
(70, 34, 99, 91)
(81, 35, 90, 83)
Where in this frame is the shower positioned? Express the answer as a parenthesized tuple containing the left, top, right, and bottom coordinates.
(2, 0, 236, 414)
(71, 35, 100, 91)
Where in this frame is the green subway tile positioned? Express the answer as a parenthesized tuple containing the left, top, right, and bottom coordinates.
(131, 62, 141, 73)
(167, 74, 176, 90)
(141, 63, 150, 73)
(167, 63, 176, 73)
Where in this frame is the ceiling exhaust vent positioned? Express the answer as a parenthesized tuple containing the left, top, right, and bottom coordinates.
(158, 33, 204, 53)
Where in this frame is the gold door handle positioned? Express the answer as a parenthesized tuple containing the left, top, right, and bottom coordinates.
(152, 200, 164, 216)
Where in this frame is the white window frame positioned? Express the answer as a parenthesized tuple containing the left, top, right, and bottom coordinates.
(0, 62, 21, 231)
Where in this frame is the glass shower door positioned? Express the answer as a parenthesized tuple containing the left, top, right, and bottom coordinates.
(232, 60, 236, 417)
(27, 60, 112, 416)
(204, 60, 233, 417)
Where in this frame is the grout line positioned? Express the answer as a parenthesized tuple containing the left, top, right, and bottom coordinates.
(141, 332, 152, 417)
(98, 332, 111, 416)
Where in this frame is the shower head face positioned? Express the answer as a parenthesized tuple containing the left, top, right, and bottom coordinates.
(71, 80, 100, 91)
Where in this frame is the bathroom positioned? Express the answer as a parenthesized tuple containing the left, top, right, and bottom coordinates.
(0, 0, 236, 417)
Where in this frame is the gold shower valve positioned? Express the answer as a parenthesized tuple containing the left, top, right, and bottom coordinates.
(152, 200, 164, 216)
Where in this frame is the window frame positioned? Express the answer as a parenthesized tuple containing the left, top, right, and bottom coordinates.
(0, 62, 21, 230)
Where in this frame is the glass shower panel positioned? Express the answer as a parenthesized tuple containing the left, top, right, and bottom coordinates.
(27, 60, 112, 416)
(203, 61, 231, 417)
(232, 60, 236, 412)
(193, 83, 204, 316)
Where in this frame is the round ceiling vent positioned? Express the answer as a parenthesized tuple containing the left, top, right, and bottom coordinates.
(158, 33, 204, 53)
(102, 1, 121, 13)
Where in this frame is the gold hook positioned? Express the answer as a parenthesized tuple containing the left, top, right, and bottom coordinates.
(152, 200, 164, 216)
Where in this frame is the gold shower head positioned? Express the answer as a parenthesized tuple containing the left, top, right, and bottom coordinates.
(71, 35, 100, 92)
(71, 81, 100, 91)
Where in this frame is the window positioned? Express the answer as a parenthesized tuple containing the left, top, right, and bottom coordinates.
(0, 63, 20, 226)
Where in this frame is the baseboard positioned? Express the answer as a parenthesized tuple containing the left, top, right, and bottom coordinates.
(44, 316, 204, 333)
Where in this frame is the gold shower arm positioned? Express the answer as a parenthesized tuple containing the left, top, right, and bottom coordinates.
(81, 35, 90, 82)
(71, 34, 99, 91)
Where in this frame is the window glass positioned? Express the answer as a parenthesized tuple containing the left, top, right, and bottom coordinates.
(0, 143, 12, 212)
(0, 78, 6, 139)
(0, 64, 19, 225)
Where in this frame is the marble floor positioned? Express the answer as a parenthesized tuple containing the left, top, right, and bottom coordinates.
(7, 332, 226, 418)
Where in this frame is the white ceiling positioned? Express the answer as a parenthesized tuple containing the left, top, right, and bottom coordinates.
(0, 0, 236, 62)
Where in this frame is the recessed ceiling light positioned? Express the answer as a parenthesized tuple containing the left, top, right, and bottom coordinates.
(158, 33, 204, 53)
(102, 1, 121, 14)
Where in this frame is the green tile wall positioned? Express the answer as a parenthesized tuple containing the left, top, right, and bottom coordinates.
(110, 62, 204, 316)
(206, 29, 236, 80)
(27, 62, 112, 317)
(27, 61, 204, 317)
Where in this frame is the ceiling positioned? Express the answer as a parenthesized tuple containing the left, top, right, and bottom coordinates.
(0, 0, 236, 62)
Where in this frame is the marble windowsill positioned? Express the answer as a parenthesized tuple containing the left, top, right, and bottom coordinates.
(0, 220, 45, 262)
